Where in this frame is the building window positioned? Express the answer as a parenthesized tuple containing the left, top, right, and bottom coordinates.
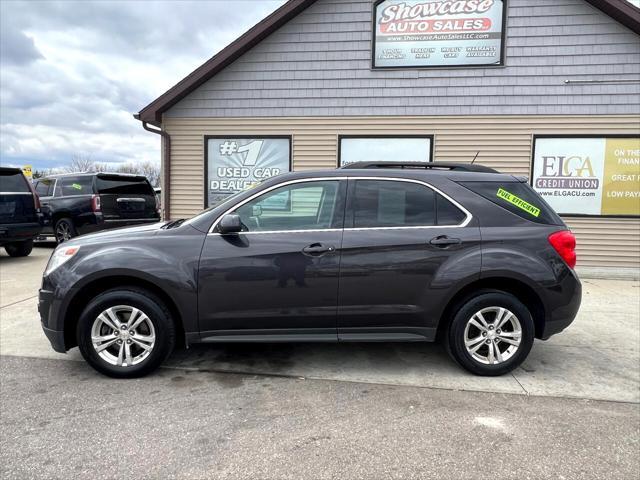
(339, 136, 433, 166)
(205, 136, 291, 207)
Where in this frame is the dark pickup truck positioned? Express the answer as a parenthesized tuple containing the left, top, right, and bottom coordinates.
(34, 172, 160, 243)
(0, 167, 42, 257)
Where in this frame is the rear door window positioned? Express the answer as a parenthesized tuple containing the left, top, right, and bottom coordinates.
(436, 193, 467, 225)
(0, 170, 29, 192)
(352, 180, 435, 228)
(59, 176, 94, 196)
(350, 180, 468, 228)
(35, 179, 55, 197)
(459, 181, 563, 225)
(96, 175, 153, 195)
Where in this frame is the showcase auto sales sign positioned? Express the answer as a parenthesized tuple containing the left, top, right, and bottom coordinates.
(373, 0, 505, 68)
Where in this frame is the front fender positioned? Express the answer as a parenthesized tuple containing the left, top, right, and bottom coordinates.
(44, 228, 204, 334)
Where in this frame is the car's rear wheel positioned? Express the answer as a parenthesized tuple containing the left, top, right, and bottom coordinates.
(4, 239, 33, 257)
(77, 288, 175, 378)
(54, 218, 76, 244)
(445, 290, 534, 376)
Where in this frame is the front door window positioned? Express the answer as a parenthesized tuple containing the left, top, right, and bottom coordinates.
(233, 180, 341, 232)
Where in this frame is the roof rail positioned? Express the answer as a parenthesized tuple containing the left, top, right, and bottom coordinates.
(340, 161, 499, 173)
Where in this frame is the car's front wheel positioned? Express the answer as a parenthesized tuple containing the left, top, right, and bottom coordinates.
(4, 239, 33, 257)
(446, 290, 534, 376)
(77, 288, 175, 378)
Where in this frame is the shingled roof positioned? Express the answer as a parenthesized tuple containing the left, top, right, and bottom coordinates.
(135, 0, 640, 126)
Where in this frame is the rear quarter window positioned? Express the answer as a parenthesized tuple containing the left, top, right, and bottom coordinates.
(59, 176, 94, 196)
(96, 175, 153, 195)
(0, 171, 29, 192)
(459, 181, 563, 225)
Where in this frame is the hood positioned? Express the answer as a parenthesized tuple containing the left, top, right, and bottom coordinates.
(65, 221, 166, 247)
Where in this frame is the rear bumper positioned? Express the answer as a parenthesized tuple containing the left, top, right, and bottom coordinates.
(539, 270, 582, 340)
(0, 222, 41, 245)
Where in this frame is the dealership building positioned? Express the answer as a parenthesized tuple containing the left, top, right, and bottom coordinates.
(135, 0, 640, 275)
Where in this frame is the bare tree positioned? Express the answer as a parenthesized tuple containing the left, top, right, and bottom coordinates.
(137, 161, 161, 187)
(65, 153, 95, 173)
(59, 155, 160, 186)
(115, 163, 139, 175)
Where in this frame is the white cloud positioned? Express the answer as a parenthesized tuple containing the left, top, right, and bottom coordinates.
(0, 0, 285, 171)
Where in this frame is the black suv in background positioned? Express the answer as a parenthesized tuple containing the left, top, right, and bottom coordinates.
(0, 167, 42, 257)
(39, 162, 581, 378)
(34, 173, 160, 243)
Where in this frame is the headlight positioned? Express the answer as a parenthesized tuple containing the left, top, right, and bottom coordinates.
(45, 246, 80, 275)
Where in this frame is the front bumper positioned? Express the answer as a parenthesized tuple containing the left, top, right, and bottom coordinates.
(42, 325, 66, 353)
(39, 288, 66, 353)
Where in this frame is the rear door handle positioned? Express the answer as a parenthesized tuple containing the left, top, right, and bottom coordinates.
(429, 235, 461, 247)
(302, 243, 336, 256)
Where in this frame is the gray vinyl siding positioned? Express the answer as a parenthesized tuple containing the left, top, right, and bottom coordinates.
(166, 0, 640, 118)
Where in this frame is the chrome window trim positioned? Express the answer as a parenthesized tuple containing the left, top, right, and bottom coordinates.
(207, 176, 472, 235)
(0, 192, 33, 195)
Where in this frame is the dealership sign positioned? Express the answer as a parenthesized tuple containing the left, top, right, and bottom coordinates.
(206, 137, 290, 207)
(373, 0, 505, 68)
(532, 137, 640, 216)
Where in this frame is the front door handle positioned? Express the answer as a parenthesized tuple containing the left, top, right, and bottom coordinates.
(302, 243, 336, 256)
(429, 235, 462, 247)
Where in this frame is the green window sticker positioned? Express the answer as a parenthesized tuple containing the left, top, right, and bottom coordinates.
(71, 183, 82, 190)
(496, 188, 541, 217)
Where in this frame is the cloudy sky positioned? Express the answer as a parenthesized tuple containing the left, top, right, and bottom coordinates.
(0, 0, 284, 171)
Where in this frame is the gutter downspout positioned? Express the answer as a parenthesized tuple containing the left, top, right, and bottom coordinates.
(139, 120, 171, 220)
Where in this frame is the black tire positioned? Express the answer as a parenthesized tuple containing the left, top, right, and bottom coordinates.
(54, 217, 76, 244)
(445, 290, 534, 376)
(77, 287, 175, 378)
(4, 239, 33, 257)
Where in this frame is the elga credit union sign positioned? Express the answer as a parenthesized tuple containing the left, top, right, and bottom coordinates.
(373, 0, 505, 68)
(532, 137, 640, 216)
(206, 137, 291, 207)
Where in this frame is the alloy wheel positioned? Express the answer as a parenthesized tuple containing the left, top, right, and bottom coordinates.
(90, 305, 156, 367)
(55, 222, 72, 243)
(463, 306, 522, 365)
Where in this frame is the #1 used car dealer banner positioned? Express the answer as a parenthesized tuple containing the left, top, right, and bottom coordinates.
(206, 137, 291, 207)
(373, 0, 505, 68)
(532, 137, 640, 217)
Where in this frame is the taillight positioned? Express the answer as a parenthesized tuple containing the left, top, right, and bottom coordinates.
(548, 230, 576, 269)
(91, 194, 101, 212)
(25, 178, 41, 210)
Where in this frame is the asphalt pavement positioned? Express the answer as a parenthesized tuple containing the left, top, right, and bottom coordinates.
(1, 244, 639, 479)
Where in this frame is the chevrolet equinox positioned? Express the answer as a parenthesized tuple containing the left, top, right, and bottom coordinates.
(39, 162, 581, 378)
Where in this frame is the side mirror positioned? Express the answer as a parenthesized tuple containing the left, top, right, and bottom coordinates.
(218, 214, 243, 234)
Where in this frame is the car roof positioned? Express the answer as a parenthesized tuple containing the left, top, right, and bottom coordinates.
(0, 166, 24, 174)
(40, 172, 146, 180)
(268, 165, 519, 183)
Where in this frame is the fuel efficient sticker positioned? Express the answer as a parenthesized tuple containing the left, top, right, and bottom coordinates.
(71, 183, 82, 190)
(496, 188, 541, 217)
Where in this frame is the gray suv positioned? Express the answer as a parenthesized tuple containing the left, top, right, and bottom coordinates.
(39, 162, 581, 378)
